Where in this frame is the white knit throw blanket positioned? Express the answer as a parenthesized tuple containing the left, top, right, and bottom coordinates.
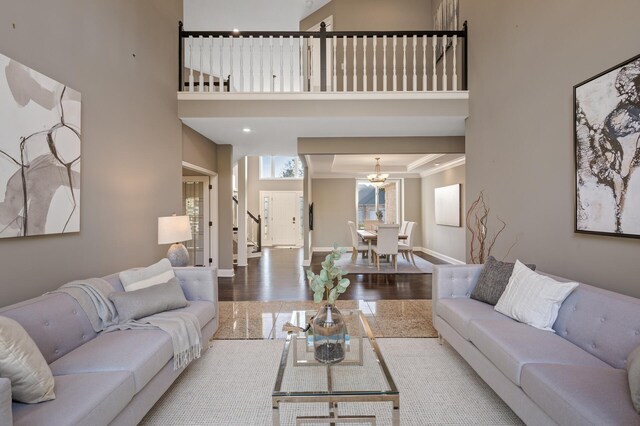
(53, 279, 201, 370)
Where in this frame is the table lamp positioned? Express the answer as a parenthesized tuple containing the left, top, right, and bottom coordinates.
(158, 215, 192, 267)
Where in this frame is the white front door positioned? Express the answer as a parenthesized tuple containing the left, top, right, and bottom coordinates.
(267, 191, 302, 246)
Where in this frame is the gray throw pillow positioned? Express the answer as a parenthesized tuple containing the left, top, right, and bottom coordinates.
(470, 256, 536, 305)
(109, 277, 188, 322)
(628, 345, 640, 413)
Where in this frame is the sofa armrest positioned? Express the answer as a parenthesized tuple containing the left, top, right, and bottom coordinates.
(173, 267, 217, 303)
(0, 377, 12, 426)
(432, 264, 483, 329)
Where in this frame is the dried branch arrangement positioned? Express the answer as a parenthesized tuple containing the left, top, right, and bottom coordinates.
(466, 191, 515, 264)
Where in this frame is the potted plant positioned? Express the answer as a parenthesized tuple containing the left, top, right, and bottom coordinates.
(306, 244, 350, 364)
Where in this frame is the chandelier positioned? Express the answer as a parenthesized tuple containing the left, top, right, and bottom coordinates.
(367, 157, 389, 187)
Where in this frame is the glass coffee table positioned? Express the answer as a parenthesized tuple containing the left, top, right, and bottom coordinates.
(272, 309, 399, 425)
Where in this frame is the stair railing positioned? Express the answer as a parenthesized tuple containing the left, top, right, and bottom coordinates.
(232, 196, 261, 253)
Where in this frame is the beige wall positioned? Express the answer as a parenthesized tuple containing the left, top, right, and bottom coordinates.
(0, 0, 183, 307)
(182, 125, 218, 172)
(217, 145, 234, 271)
(461, 0, 640, 297)
(421, 165, 465, 262)
(246, 156, 303, 216)
(311, 178, 356, 248)
(403, 178, 423, 248)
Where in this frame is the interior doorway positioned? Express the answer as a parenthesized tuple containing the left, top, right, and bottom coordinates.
(182, 162, 218, 268)
(260, 190, 303, 246)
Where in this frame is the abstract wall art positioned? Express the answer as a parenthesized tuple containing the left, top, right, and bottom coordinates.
(435, 183, 461, 227)
(575, 53, 640, 238)
(0, 53, 81, 238)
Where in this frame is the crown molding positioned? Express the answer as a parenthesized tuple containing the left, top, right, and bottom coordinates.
(406, 154, 445, 171)
(419, 157, 466, 177)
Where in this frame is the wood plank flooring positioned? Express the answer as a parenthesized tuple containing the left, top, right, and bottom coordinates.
(218, 247, 447, 302)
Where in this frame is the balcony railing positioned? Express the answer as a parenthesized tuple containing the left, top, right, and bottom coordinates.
(178, 21, 467, 94)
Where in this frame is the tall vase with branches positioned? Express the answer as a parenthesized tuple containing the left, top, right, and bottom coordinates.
(466, 191, 516, 264)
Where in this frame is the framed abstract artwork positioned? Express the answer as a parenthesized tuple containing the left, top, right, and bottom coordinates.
(0, 53, 81, 239)
(574, 53, 640, 238)
(435, 183, 461, 227)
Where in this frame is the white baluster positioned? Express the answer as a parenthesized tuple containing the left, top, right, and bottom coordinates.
(352, 36, 357, 91)
(383, 35, 387, 92)
(260, 36, 264, 92)
(239, 36, 244, 92)
(249, 36, 254, 92)
(209, 36, 214, 92)
(422, 35, 427, 91)
(442, 34, 447, 91)
(309, 36, 313, 91)
(452, 34, 458, 91)
(188, 36, 194, 92)
(289, 36, 294, 92)
(392, 35, 397, 91)
(412, 35, 417, 91)
(229, 36, 234, 92)
(373, 35, 377, 91)
(198, 36, 204, 92)
(299, 36, 304, 92)
(269, 36, 274, 92)
(332, 36, 337, 92)
(219, 36, 224, 92)
(432, 35, 437, 91)
(363, 35, 368, 92)
(279, 36, 284, 92)
(342, 36, 347, 92)
(402, 35, 407, 91)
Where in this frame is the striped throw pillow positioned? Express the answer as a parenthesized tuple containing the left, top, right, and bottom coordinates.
(119, 258, 176, 292)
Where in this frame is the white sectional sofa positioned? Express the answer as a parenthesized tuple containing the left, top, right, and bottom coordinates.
(432, 264, 640, 426)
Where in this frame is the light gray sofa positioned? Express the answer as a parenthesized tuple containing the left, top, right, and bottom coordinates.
(433, 264, 640, 426)
(0, 266, 218, 426)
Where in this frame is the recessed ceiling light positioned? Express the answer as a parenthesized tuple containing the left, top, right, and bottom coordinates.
(434, 163, 441, 166)
(232, 28, 240, 34)
(242, 127, 251, 133)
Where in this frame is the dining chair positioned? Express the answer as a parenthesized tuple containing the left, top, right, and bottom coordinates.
(347, 221, 368, 261)
(398, 221, 417, 266)
(400, 221, 409, 235)
(372, 224, 400, 271)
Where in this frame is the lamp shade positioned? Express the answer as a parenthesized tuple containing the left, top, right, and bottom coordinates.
(158, 215, 192, 244)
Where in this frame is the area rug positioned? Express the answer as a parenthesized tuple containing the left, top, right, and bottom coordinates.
(141, 339, 522, 425)
(335, 252, 433, 274)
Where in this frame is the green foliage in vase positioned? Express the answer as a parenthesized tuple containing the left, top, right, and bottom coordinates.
(306, 243, 350, 305)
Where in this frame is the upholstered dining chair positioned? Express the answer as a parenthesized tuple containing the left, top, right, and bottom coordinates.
(398, 221, 417, 266)
(372, 224, 400, 271)
(347, 221, 368, 261)
(400, 221, 409, 235)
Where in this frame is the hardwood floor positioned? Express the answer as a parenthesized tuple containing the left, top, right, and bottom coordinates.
(218, 247, 447, 302)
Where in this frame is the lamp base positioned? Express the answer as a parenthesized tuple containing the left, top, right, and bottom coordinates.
(166, 243, 189, 267)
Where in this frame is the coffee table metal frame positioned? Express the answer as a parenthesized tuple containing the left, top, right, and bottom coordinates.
(272, 309, 400, 426)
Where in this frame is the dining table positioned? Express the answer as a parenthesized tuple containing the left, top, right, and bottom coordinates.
(356, 229, 408, 265)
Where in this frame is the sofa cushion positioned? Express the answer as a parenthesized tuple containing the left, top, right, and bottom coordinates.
(109, 278, 188, 321)
(521, 363, 640, 426)
(468, 319, 609, 385)
(470, 256, 536, 305)
(119, 258, 175, 292)
(495, 260, 579, 331)
(553, 282, 640, 370)
(12, 371, 135, 426)
(49, 301, 214, 393)
(0, 316, 55, 403)
(49, 329, 173, 393)
(436, 298, 512, 340)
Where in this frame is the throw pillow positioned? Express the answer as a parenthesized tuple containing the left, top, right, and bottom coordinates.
(0, 316, 55, 403)
(119, 258, 175, 292)
(628, 345, 640, 413)
(495, 260, 579, 331)
(109, 277, 188, 321)
(470, 256, 536, 305)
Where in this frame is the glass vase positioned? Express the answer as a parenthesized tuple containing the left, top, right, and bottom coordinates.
(312, 303, 346, 364)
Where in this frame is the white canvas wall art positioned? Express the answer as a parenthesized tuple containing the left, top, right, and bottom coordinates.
(575, 54, 640, 238)
(0, 53, 81, 238)
(435, 183, 461, 227)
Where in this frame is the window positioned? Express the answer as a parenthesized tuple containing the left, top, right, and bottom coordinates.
(356, 179, 399, 229)
(260, 156, 304, 179)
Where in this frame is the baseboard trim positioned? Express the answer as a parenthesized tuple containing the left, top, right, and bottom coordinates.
(417, 247, 466, 265)
(312, 246, 336, 252)
(302, 259, 311, 267)
(218, 268, 235, 277)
